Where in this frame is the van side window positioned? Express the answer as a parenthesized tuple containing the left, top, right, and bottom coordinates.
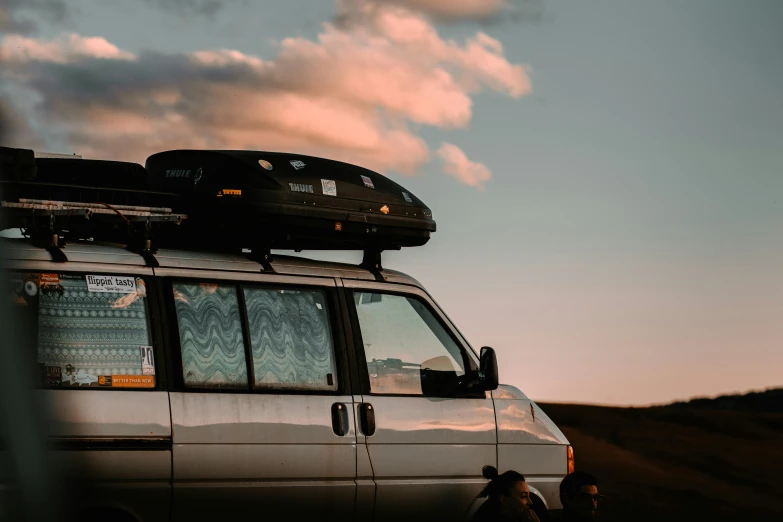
(243, 287, 337, 391)
(353, 292, 467, 396)
(9, 272, 156, 389)
(173, 282, 248, 389)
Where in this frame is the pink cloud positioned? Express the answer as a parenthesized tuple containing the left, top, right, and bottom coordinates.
(0, 1, 530, 185)
(437, 143, 491, 189)
(343, 0, 511, 22)
(0, 33, 135, 64)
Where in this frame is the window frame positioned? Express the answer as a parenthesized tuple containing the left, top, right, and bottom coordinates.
(342, 281, 484, 399)
(161, 274, 350, 396)
(7, 267, 166, 392)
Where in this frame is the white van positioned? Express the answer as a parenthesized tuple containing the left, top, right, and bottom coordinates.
(1, 148, 572, 522)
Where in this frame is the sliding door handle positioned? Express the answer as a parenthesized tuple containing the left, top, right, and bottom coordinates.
(331, 403, 349, 436)
(359, 403, 375, 436)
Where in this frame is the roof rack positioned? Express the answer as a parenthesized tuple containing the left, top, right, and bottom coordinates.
(0, 198, 187, 266)
(2, 198, 183, 221)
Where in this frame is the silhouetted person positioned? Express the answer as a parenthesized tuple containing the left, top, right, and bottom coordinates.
(471, 466, 541, 522)
(557, 472, 601, 521)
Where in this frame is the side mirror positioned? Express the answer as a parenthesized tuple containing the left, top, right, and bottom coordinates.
(479, 346, 499, 391)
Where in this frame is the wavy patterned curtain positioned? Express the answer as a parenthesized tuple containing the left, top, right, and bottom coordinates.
(173, 282, 248, 388)
(244, 287, 337, 391)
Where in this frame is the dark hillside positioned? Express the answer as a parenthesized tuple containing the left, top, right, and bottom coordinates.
(538, 392, 783, 522)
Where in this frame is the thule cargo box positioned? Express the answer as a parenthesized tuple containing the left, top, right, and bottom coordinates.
(144, 150, 436, 252)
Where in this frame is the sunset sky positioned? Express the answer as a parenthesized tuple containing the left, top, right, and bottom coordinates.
(1, 0, 781, 405)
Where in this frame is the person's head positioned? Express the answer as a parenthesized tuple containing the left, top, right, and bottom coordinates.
(559, 471, 600, 519)
(479, 466, 534, 518)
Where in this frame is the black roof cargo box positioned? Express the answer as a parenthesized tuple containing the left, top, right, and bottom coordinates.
(144, 149, 436, 252)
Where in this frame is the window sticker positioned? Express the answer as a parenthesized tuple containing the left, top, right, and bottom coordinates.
(40, 273, 59, 287)
(106, 375, 155, 388)
(39, 273, 64, 296)
(96, 375, 155, 388)
(86, 275, 136, 294)
(361, 175, 375, 189)
(23, 279, 38, 297)
(49, 361, 156, 388)
(45, 365, 62, 386)
(141, 346, 155, 375)
(62, 366, 99, 387)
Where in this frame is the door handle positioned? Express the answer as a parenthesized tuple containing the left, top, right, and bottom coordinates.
(331, 403, 348, 436)
(359, 403, 375, 436)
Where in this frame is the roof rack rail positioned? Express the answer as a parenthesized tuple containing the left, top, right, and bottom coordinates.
(0, 198, 187, 266)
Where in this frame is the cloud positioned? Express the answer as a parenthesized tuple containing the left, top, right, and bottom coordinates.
(437, 143, 491, 189)
(347, 0, 544, 23)
(0, 1, 531, 186)
(0, 96, 44, 150)
(138, 0, 246, 19)
(0, 0, 69, 35)
(368, 0, 509, 21)
(0, 33, 135, 64)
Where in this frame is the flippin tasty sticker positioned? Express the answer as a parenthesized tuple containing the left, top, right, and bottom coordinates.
(86, 275, 136, 294)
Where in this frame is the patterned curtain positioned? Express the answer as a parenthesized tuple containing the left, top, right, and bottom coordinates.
(37, 274, 152, 386)
(173, 282, 248, 388)
(243, 287, 337, 391)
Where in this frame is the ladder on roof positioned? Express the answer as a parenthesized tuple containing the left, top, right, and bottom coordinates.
(0, 198, 187, 266)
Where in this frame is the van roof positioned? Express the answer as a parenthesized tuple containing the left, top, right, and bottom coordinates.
(0, 237, 423, 288)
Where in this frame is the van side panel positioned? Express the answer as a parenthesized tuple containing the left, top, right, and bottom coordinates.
(169, 392, 357, 521)
(40, 390, 173, 522)
(42, 390, 171, 438)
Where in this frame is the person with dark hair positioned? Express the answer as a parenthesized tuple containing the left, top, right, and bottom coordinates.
(471, 466, 542, 522)
(557, 472, 601, 521)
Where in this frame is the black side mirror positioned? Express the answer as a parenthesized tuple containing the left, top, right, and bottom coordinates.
(479, 346, 499, 391)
